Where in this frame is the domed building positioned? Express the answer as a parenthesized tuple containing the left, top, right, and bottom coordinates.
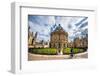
(50, 24, 68, 55)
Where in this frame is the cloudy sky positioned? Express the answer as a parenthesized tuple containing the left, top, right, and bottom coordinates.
(28, 15, 88, 42)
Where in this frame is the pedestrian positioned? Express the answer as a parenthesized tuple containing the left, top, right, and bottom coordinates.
(70, 48, 73, 58)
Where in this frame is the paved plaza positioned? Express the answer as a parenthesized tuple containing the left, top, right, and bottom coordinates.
(28, 52, 88, 61)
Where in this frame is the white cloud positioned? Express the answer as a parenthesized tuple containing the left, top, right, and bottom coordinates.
(28, 16, 88, 42)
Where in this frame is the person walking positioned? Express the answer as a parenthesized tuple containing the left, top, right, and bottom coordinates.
(70, 48, 74, 58)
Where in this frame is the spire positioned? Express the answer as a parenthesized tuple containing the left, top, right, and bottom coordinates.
(28, 26, 30, 30)
(35, 32, 38, 38)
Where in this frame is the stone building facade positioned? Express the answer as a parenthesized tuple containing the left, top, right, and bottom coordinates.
(73, 37, 88, 48)
(28, 26, 37, 46)
(50, 24, 68, 54)
(68, 41, 74, 48)
(28, 26, 49, 48)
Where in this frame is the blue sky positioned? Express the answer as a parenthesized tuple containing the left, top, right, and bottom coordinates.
(28, 15, 88, 42)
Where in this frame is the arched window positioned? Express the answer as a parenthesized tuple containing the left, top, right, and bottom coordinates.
(64, 44, 66, 48)
(58, 43, 60, 48)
